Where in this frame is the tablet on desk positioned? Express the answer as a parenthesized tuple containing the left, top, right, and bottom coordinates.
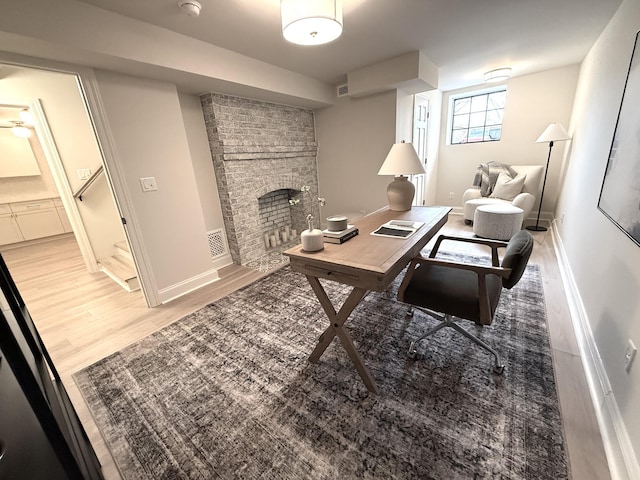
(371, 221, 424, 239)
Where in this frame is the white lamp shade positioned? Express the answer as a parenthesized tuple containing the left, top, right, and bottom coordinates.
(281, 0, 343, 46)
(536, 123, 571, 143)
(377, 142, 426, 176)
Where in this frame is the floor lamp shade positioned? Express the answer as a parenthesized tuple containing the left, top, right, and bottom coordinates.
(378, 142, 426, 211)
(526, 123, 571, 232)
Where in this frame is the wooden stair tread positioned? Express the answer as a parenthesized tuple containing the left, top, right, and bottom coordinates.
(114, 241, 129, 253)
(99, 255, 136, 281)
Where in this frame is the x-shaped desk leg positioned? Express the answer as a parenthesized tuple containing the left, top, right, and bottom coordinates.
(305, 275, 379, 394)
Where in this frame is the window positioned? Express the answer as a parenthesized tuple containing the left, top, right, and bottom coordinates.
(449, 88, 506, 144)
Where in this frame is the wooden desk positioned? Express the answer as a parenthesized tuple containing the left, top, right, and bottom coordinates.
(283, 206, 451, 394)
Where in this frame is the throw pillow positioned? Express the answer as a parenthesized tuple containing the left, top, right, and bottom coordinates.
(490, 173, 527, 201)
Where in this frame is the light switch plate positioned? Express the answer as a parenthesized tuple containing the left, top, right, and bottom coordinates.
(77, 168, 91, 180)
(140, 176, 158, 192)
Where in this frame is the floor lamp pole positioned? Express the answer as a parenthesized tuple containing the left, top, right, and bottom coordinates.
(527, 140, 553, 232)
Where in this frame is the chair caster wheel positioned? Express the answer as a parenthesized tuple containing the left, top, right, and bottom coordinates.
(493, 365, 505, 375)
(406, 308, 414, 317)
(408, 347, 417, 359)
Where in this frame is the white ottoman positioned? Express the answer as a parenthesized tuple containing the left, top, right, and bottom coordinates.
(473, 204, 524, 240)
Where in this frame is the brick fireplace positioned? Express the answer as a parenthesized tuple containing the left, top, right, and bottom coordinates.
(200, 93, 319, 266)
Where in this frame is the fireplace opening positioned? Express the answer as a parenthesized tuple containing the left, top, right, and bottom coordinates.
(258, 188, 304, 250)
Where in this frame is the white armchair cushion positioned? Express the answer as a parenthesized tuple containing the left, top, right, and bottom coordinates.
(463, 165, 544, 225)
(489, 173, 527, 201)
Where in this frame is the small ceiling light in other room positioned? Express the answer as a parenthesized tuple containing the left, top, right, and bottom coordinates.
(11, 122, 32, 138)
(281, 0, 343, 46)
(178, 0, 201, 17)
(18, 108, 34, 125)
(484, 67, 512, 83)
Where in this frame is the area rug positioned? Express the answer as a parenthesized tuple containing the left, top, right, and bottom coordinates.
(74, 255, 568, 480)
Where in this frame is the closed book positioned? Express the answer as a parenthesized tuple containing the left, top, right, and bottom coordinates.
(324, 229, 359, 244)
(322, 225, 357, 238)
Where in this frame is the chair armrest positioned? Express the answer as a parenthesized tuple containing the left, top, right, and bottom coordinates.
(406, 256, 512, 278)
(512, 192, 534, 218)
(429, 234, 509, 266)
(463, 188, 482, 202)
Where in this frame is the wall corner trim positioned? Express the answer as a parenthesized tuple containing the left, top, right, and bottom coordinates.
(551, 220, 639, 480)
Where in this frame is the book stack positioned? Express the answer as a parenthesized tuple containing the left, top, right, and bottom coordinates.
(322, 225, 359, 244)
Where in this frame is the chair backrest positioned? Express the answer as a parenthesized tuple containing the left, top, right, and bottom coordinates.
(511, 165, 544, 196)
(500, 230, 534, 289)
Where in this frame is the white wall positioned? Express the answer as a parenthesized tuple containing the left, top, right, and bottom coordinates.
(315, 91, 397, 221)
(436, 66, 579, 219)
(178, 93, 225, 233)
(92, 70, 218, 302)
(555, 0, 640, 476)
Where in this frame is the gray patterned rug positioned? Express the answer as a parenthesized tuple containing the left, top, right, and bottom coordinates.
(74, 256, 568, 480)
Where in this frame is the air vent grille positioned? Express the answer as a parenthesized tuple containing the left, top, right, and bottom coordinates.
(207, 228, 227, 259)
(336, 84, 349, 97)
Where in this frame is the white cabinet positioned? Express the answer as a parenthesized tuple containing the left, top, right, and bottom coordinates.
(0, 198, 68, 246)
(53, 198, 73, 233)
(0, 212, 23, 245)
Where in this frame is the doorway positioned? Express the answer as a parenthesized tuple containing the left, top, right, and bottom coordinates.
(0, 63, 144, 308)
(411, 94, 429, 206)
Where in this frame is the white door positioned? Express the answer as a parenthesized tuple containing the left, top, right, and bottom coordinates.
(411, 95, 429, 206)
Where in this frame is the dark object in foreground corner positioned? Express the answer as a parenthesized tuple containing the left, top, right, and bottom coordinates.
(0, 254, 104, 480)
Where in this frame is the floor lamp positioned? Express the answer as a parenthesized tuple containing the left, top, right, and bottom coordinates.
(526, 123, 571, 232)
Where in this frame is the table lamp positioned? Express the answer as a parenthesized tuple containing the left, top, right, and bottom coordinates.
(377, 141, 426, 211)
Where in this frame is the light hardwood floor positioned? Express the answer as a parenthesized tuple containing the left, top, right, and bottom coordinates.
(0, 215, 611, 480)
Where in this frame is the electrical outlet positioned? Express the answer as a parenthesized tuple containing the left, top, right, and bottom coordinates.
(449, 192, 455, 199)
(625, 339, 637, 374)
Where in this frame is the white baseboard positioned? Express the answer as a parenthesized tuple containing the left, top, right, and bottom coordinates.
(157, 268, 221, 304)
(211, 253, 233, 270)
(551, 220, 639, 480)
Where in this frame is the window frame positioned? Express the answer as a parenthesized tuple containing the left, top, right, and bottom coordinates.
(446, 85, 507, 146)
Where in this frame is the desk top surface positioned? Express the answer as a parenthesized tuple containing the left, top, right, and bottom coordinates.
(284, 206, 451, 289)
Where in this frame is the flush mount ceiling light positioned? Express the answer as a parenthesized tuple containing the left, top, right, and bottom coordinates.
(484, 67, 512, 83)
(10, 122, 32, 138)
(178, 0, 201, 17)
(19, 108, 33, 124)
(281, 0, 343, 46)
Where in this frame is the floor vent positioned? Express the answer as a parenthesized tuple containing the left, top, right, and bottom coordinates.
(207, 228, 228, 259)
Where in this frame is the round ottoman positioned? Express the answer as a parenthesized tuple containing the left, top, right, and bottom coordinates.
(473, 204, 524, 240)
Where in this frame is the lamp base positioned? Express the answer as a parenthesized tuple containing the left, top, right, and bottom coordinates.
(526, 225, 548, 232)
(386, 175, 415, 211)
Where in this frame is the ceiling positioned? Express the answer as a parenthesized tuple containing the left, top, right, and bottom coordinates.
(74, 0, 622, 92)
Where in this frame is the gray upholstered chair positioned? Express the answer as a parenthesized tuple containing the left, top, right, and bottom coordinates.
(397, 230, 534, 374)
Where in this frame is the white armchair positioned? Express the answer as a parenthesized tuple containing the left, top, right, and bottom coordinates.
(463, 165, 544, 225)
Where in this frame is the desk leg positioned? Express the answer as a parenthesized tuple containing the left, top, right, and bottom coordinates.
(305, 275, 379, 394)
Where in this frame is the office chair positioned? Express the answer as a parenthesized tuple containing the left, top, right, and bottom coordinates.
(397, 230, 534, 374)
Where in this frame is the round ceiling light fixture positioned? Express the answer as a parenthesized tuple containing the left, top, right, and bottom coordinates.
(178, 0, 202, 17)
(484, 67, 512, 83)
(281, 0, 343, 46)
(11, 122, 32, 138)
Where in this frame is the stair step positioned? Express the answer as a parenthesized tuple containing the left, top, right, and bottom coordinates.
(98, 255, 140, 292)
(114, 241, 133, 262)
